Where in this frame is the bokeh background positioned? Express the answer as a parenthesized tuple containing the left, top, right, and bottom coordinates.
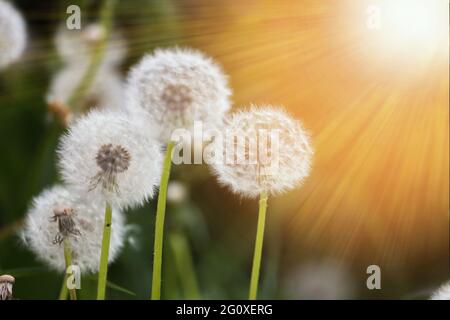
(0, 0, 448, 299)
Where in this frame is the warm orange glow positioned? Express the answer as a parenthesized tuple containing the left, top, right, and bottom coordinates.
(182, 0, 449, 268)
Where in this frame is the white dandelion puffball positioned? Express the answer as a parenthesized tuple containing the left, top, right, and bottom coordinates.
(22, 185, 126, 273)
(430, 281, 450, 300)
(125, 47, 232, 142)
(210, 106, 313, 198)
(47, 66, 125, 112)
(284, 260, 355, 300)
(57, 110, 163, 209)
(0, 0, 26, 69)
(55, 23, 127, 67)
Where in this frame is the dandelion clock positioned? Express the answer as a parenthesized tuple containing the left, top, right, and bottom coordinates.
(210, 105, 313, 299)
(125, 47, 231, 299)
(57, 110, 163, 299)
(0, 0, 26, 69)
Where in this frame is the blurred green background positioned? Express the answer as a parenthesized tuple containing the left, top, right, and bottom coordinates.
(0, 0, 448, 299)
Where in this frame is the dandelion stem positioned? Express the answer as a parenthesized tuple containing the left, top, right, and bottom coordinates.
(170, 232, 200, 299)
(63, 238, 77, 300)
(66, 0, 116, 109)
(151, 141, 175, 300)
(97, 202, 112, 300)
(249, 190, 268, 300)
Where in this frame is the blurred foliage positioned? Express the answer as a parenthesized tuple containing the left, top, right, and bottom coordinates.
(0, 0, 447, 300)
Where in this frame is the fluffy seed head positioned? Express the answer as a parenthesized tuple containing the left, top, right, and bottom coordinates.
(57, 110, 163, 209)
(125, 47, 232, 142)
(430, 281, 450, 300)
(55, 23, 127, 67)
(46, 67, 125, 114)
(21, 185, 126, 273)
(210, 106, 313, 198)
(0, 0, 26, 69)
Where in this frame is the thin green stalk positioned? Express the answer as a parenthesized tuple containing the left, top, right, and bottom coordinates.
(67, 0, 116, 109)
(170, 232, 200, 299)
(63, 238, 77, 300)
(58, 274, 68, 300)
(97, 202, 112, 300)
(151, 141, 176, 300)
(249, 190, 268, 300)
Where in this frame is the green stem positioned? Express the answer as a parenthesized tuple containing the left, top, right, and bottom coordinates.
(67, 0, 116, 109)
(151, 141, 175, 300)
(58, 274, 68, 300)
(249, 190, 268, 300)
(97, 202, 112, 300)
(170, 232, 201, 299)
(63, 238, 77, 300)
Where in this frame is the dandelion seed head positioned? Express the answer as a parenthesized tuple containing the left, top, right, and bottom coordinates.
(0, 0, 26, 69)
(57, 110, 163, 209)
(50, 205, 81, 245)
(46, 66, 125, 113)
(210, 106, 313, 198)
(125, 47, 232, 142)
(430, 281, 450, 300)
(55, 23, 127, 68)
(91, 143, 131, 192)
(0, 274, 14, 301)
(96, 144, 131, 173)
(21, 185, 126, 273)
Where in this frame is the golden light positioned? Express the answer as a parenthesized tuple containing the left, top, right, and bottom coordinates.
(357, 0, 448, 65)
(180, 0, 448, 275)
(382, 0, 446, 44)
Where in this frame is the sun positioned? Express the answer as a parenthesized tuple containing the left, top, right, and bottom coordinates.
(367, 0, 448, 59)
(382, 0, 447, 47)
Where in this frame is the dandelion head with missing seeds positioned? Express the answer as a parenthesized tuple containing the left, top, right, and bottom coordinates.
(125, 47, 232, 142)
(0, 0, 26, 69)
(210, 106, 313, 198)
(0, 275, 15, 300)
(57, 110, 163, 209)
(21, 185, 126, 273)
(55, 23, 127, 68)
(47, 66, 125, 115)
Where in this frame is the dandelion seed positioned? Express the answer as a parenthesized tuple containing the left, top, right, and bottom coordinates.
(90, 143, 131, 192)
(22, 185, 126, 273)
(430, 281, 450, 300)
(125, 47, 232, 142)
(57, 110, 163, 209)
(0, 275, 15, 300)
(0, 0, 26, 69)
